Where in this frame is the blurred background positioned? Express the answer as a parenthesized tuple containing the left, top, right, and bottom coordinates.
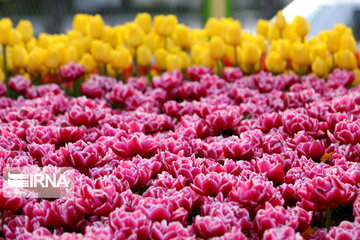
(0, 0, 359, 40)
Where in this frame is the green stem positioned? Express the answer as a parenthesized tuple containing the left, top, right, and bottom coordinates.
(73, 77, 82, 97)
(2, 45, 8, 86)
(325, 206, 332, 228)
(217, 60, 222, 76)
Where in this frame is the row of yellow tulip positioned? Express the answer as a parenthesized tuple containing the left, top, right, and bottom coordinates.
(0, 11, 359, 82)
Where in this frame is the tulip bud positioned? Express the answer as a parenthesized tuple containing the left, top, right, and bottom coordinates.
(268, 24, 280, 41)
(257, 19, 269, 38)
(135, 13, 151, 34)
(101, 26, 117, 48)
(270, 39, 291, 60)
(16, 20, 33, 42)
(275, 11, 287, 31)
(265, 52, 286, 74)
(112, 49, 132, 70)
(127, 24, 145, 48)
(12, 45, 28, 69)
(312, 57, 328, 78)
(334, 49, 357, 70)
(226, 45, 241, 66)
(340, 34, 356, 52)
(178, 50, 190, 69)
(326, 31, 340, 54)
(73, 14, 91, 35)
(154, 15, 166, 36)
(292, 16, 310, 39)
(241, 42, 261, 65)
(0, 23, 11, 45)
(205, 18, 221, 37)
(201, 49, 215, 68)
(154, 48, 168, 70)
(87, 14, 105, 39)
(166, 54, 181, 71)
(209, 36, 225, 60)
(310, 43, 328, 62)
(91, 40, 112, 63)
(79, 53, 96, 73)
(163, 15, 178, 36)
(173, 24, 191, 48)
(225, 23, 241, 46)
(38, 33, 50, 48)
(8, 29, 22, 46)
(65, 45, 79, 63)
(291, 42, 308, 65)
(28, 48, 44, 72)
(44, 47, 60, 69)
(137, 44, 151, 66)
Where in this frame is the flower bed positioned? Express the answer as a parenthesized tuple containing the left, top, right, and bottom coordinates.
(0, 11, 360, 240)
(0, 66, 360, 239)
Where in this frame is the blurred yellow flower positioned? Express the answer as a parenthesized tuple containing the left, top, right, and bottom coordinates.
(241, 42, 261, 65)
(291, 42, 309, 65)
(127, 24, 145, 48)
(340, 34, 356, 52)
(173, 24, 191, 49)
(334, 49, 357, 70)
(91, 40, 112, 63)
(87, 14, 105, 39)
(16, 20, 33, 42)
(265, 52, 286, 73)
(166, 54, 181, 71)
(73, 14, 91, 35)
(256, 19, 269, 38)
(225, 23, 241, 46)
(326, 31, 341, 54)
(137, 44, 151, 66)
(268, 24, 280, 41)
(292, 16, 310, 39)
(154, 48, 168, 70)
(8, 29, 22, 46)
(28, 48, 45, 72)
(79, 53, 96, 73)
(274, 11, 287, 31)
(209, 36, 225, 60)
(44, 47, 60, 69)
(12, 45, 28, 68)
(312, 57, 328, 78)
(112, 48, 132, 70)
(135, 13, 152, 34)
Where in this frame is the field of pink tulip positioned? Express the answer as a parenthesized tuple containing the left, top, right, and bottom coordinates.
(0, 65, 359, 239)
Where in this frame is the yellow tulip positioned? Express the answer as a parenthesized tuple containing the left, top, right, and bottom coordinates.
(282, 24, 300, 42)
(154, 15, 166, 36)
(241, 42, 261, 65)
(291, 42, 309, 65)
(101, 26, 117, 48)
(225, 23, 241, 46)
(312, 57, 328, 78)
(0, 68, 4, 82)
(205, 18, 220, 37)
(38, 33, 50, 48)
(334, 49, 357, 70)
(28, 48, 44, 72)
(44, 47, 60, 69)
(352, 69, 360, 85)
(79, 53, 96, 73)
(137, 45, 151, 66)
(226, 45, 241, 66)
(16, 20, 33, 42)
(166, 54, 181, 71)
(270, 39, 291, 60)
(268, 24, 280, 41)
(173, 24, 191, 49)
(12, 45, 28, 68)
(112, 49, 132, 70)
(292, 16, 310, 39)
(8, 29, 22, 46)
(135, 13, 151, 34)
(209, 36, 225, 60)
(73, 14, 91, 35)
(127, 24, 145, 48)
(154, 48, 168, 70)
(340, 34, 356, 52)
(163, 15, 178, 36)
(201, 49, 215, 68)
(65, 45, 79, 63)
(309, 43, 328, 62)
(87, 14, 105, 39)
(326, 31, 341, 54)
(256, 19, 269, 38)
(178, 50, 190, 69)
(91, 40, 112, 63)
(0, 18, 13, 45)
(275, 11, 287, 31)
(26, 38, 37, 52)
(265, 52, 286, 74)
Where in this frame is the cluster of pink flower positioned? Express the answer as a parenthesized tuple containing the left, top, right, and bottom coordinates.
(0, 66, 360, 239)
